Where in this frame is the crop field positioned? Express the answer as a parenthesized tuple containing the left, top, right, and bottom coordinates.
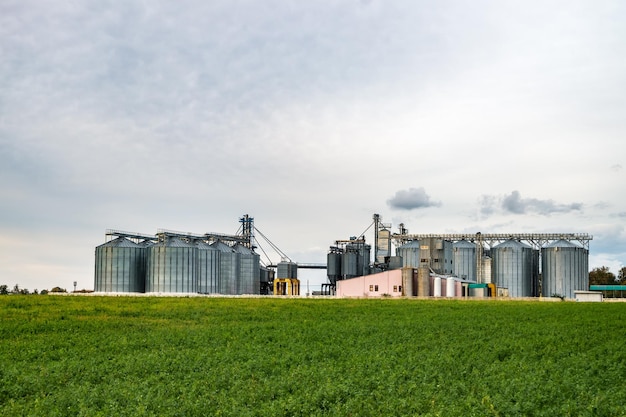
(1, 296, 625, 416)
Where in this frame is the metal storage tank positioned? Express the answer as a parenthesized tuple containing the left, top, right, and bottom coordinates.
(196, 241, 220, 294)
(433, 277, 442, 297)
(277, 261, 298, 279)
(541, 240, 589, 299)
(233, 244, 260, 294)
(94, 237, 145, 293)
(344, 241, 371, 277)
(341, 251, 358, 279)
(446, 277, 456, 297)
(327, 251, 342, 284)
(491, 240, 538, 298)
(397, 240, 421, 268)
(146, 236, 197, 293)
(453, 240, 476, 281)
(211, 241, 239, 295)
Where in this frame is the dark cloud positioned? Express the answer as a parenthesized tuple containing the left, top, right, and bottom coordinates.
(501, 190, 582, 215)
(387, 187, 441, 210)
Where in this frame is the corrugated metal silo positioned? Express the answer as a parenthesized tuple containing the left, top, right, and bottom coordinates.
(397, 240, 421, 268)
(233, 244, 260, 294)
(491, 240, 538, 297)
(94, 237, 145, 293)
(146, 236, 197, 293)
(541, 240, 589, 299)
(196, 241, 220, 294)
(453, 240, 476, 281)
(211, 241, 239, 295)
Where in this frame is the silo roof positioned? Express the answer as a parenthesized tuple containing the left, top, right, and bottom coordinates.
(545, 239, 581, 248)
(493, 239, 532, 249)
(210, 241, 235, 252)
(97, 237, 139, 248)
(233, 244, 253, 254)
(196, 241, 217, 250)
(453, 240, 476, 248)
(398, 240, 421, 249)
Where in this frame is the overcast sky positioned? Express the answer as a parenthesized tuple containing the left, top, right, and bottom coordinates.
(2, 0, 625, 291)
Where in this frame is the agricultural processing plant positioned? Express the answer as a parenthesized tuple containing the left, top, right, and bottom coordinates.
(1, 295, 625, 416)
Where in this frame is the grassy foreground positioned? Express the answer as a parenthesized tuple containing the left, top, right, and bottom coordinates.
(1, 296, 625, 416)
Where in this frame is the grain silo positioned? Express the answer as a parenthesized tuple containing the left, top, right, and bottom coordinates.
(327, 248, 342, 284)
(453, 240, 476, 281)
(541, 240, 589, 299)
(397, 240, 421, 268)
(146, 236, 197, 293)
(211, 241, 239, 295)
(94, 237, 145, 293)
(491, 240, 538, 297)
(233, 244, 260, 294)
(196, 241, 220, 294)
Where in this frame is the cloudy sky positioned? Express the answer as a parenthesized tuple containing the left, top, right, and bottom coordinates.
(2, 0, 625, 291)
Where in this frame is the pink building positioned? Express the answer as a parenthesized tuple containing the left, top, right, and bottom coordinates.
(336, 270, 403, 298)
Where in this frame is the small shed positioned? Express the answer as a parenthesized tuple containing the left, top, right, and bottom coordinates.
(574, 291, 603, 302)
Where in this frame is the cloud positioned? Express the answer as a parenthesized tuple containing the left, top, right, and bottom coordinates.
(477, 191, 583, 218)
(501, 191, 583, 215)
(387, 187, 441, 210)
(610, 164, 622, 172)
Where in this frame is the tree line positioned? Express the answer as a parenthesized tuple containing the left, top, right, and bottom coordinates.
(0, 284, 68, 295)
(588, 266, 626, 286)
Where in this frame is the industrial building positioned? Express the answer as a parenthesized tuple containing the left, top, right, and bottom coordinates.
(95, 216, 277, 295)
(326, 215, 592, 300)
(95, 213, 593, 299)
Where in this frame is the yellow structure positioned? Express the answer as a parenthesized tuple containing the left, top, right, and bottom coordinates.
(274, 278, 300, 296)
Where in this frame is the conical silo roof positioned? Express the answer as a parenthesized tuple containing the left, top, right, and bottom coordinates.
(493, 239, 532, 249)
(545, 239, 581, 249)
(96, 237, 139, 248)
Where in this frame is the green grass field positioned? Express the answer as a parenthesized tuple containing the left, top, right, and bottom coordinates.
(1, 296, 625, 416)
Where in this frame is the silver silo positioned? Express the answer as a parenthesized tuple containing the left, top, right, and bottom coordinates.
(397, 240, 421, 268)
(541, 240, 589, 299)
(233, 244, 260, 294)
(94, 237, 145, 293)
(146, 236, 197, 293)
(491, 239, 539, 297)
(196, 241, 220, 294)
(453, 240, 476, 281)
(211, 241, 239, 295)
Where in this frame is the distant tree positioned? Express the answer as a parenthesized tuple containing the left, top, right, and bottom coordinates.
(589, 266, 617, 285)
(618, 267, 626, 284)
(50, 287, 67, 293)
(12, 284, 20, 294)
(0, 284, 8, 295)
(40, 289, 49, 295)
